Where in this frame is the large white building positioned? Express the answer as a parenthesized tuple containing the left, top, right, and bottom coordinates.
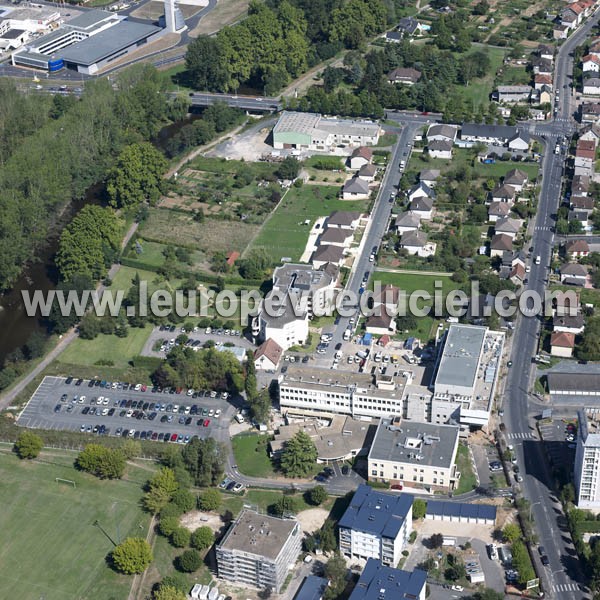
(574, 409, 600, 509)
(278, 366, 413, 419)
(432, 324, 505, 428)
(338, 484, 413, 567)
(368, 417, 460, 492)
(272, 111, 381, 151)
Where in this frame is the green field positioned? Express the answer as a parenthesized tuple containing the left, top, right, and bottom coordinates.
(372, 271, 454, 296)
(250, 184, 369, 261)
(458, 47, 506, 109)
(455, 443, 478, 495)
(59, 324, 153, 368)
(231, 433, 276, 477)
(0, 451, 152, 600)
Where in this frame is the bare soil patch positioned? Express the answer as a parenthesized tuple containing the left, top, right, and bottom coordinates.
(191, 0, 249, 36)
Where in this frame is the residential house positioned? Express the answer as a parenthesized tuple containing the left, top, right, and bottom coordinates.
(427, 139, 453, 159)
(349, 146, 373, 170)
(495, 216, 522, 239)
(538, 44, 554, 61)
(342, 177, 370, 200)
(311, 244, 346, 269)
(531, 56, 553, 75)
(488, 201, 511, 222)
(419, 169, 441, 187)
(384, 31, 403, 43)
(560, 262, 588, 286)
(508, 131, 530, 151)
(536, 85, 553, 106)
(387, 67, 421, 85)
(408, 181, 436, 202)
(561, 6, 581, 29)
(459, 123, 517, 145)
(400, 230, 436, 257)
(553, 290, 581, 317)
(565, 239, 590, 259)
(358, 163, 377, 182)
(394, 211, 421, 234)
(571, 196, 595, 214)
(397, 16, 423, 37)
(327, 211, 362, 230)
(366, 313, 396, 336)
(427, 124, 458, 143)
(583, 77, 600, 95)
(372, 284, 401, 315)
(553, 24, 569, 40)
(534, 74, 553, 90)
(490, 184, 516, 204)
(579, 123, 600, 143)
(553, 313, 586, 335)
(583, 54, 600, 72)
(319, 227, 353, 247)
(408, 196, 434, 220)
(569, 209, 591, 231)
(581, 102, 600, 123)
(575, 139, 596, 170)
(510, 263, 526, 286)
(490, 233, 513, 258)
(550, 331, 576, 358)
(572, 175, 591, 196)
(496, 85, 532, 103)
(348, 559, 427, 600)
(504, 168, 528, 191)
(254, 338, 284, 371)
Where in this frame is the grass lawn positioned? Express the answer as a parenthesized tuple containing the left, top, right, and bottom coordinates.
(231, 434, 276, 477)
(0, 451, 152, 600)
(455, 443, 478, 495)
(372, 271, 454, 296)
(376, 134, 398, 147)
(472, 160, 540, 181)
(250, 184, 369, 261)
(110, 267, 161, 294)
(59, 325, 153, 369)
(457, 47, 506, 110)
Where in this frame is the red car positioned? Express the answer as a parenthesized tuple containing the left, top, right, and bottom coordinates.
(203, 419, 210, 427)
(170, 433, 178, 442)
(141, 385, 147, 392)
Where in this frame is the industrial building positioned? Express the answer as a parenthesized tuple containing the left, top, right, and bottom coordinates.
(432, 324, 505, 428)
(11, 0, 183, 74)
(574, 408, 600, 509)
(278, 365, 413, 419)
(348, 559, 427, 600)
(272, 111, 381, 151)
(339, 484, 414, 567)
(216, 510, 302, 592)
(367, 417, 460, 492)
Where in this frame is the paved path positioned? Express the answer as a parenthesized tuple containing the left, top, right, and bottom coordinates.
(0, 221, 139, 410)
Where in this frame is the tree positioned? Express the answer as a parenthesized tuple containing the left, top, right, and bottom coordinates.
(323, 553, 347, 599)
(412, 498, 427, 520)
(270, 495, 298, 517)
(144, 467, 179, 513)
(471, 590, 505, 600)
(176, 548, 202, 572)
(56, 205, 122, 282)
(503, 523, 521, 543)
(280, 431, 318, 477)
(276, 156, 300, 180)
(171, 527, 191, 548)
(320, 519, 337, 553)
(158, 516, 181, 538)
(111, 537, 153, 574)
(121, 439, 142, 459)
(190, 526, 214, 550)
(76, 444, 125, 479)
(245, 352, 258, 401)
(512, 540, 535, 585)
(185, 36, 228, 91)
(106, 142, 167, 208)
(249, 390, 272, 425)
(198, 488, 222, 512)
(430, 533, 444, 548)
(171, 488, 195, 513)
(308, 485, 328, 506)
(181, 436, 226, 487)
(14, 431, 43, 459)
(154, 585, 188, 600)
(237, 248, 271, 280)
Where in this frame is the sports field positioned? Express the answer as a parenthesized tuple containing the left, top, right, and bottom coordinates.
(0, 450, 152, 600)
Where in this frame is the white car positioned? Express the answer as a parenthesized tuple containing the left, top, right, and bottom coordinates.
(451, 585, 464, 592)
(134, 383, 142, 391)
(187, 389, 194, 396)
(215, 409, 222, 417)
(102, 408, 109, 416)
(126, 410, 133, 418)
(103, 397, 109, 405)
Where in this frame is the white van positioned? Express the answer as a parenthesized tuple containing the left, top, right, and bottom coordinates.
(343, 329, 352, 341)
(235, 413, 245, 424)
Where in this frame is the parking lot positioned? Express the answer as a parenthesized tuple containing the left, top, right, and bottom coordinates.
(17, 376, 237, 443)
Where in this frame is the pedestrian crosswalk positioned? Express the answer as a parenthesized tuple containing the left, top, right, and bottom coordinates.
(506, 432, 535, 440)
(551, 582, 581, 593)
(535, 226, 552, 232)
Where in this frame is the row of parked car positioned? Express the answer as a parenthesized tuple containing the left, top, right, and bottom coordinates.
(219, 477, 245, 493)
(77, 424, 197, 444)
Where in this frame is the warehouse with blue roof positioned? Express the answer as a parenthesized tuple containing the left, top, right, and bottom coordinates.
(338, 484, 414, 567)
(349, 559, 427, 600)
(425, 500, 497, 525)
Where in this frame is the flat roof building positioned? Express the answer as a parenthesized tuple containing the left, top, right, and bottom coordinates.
(426, 500, 497, 525)
(216, 510, 302, 592)
(294, 575, 328, 600)
(368, 416, 460, 492)
(339, 484, 414, 566)
(575, 409, 600, 509)
(349, 559, 427, 600)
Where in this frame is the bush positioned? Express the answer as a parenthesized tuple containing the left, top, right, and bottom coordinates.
(409, 531, 417, 544)
(172, 488, 195, 513)
(158, 516, 180, 538)
(190, 526, 214, 551)
(308, 485, 328, 506)
(198, 488, 221, 512)
(412, 498, 427, 520)
(171, 527, 191, 548)
(160, 502, 184, 520)
(14, 431, 43, 459)
(176, 549, 202, 572)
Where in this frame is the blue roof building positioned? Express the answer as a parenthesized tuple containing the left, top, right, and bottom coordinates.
(339, 485, 414, 566)
(294, 575, 328, 600)
(349, 559, 427, 600)
(426, 500, 497, 525)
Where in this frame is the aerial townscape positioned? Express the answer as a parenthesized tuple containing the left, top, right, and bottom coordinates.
(6, 0, 600, 599)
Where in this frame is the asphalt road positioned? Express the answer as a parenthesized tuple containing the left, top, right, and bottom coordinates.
(501, 11, 600, 600)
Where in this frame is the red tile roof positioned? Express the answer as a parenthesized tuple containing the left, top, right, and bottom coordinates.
(550, 331, 575, 348)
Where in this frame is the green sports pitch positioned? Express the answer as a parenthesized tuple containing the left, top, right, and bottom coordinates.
(0, 450, 152, 600)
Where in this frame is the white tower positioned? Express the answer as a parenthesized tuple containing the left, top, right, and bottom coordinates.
(164, 0, 186, 33)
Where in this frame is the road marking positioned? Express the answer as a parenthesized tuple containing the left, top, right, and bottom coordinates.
(507, 432, 534, 440)
(552, 583, 581, 592)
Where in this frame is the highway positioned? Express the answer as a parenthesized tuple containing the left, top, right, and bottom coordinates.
(501, 11, 600, 600)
